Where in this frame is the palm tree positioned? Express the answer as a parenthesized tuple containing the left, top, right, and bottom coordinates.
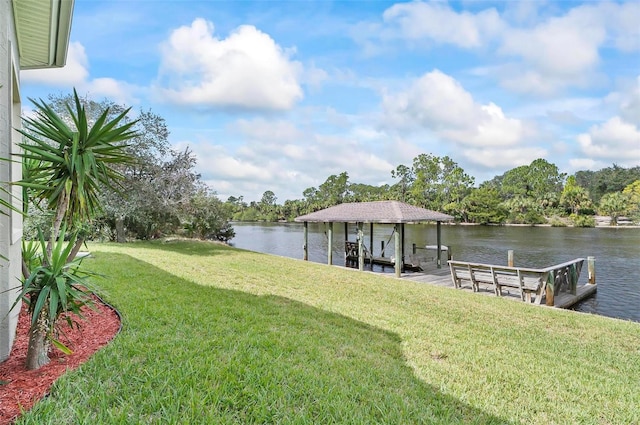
(15, 90, 138, 369)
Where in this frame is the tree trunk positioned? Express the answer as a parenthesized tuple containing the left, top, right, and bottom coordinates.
(25, 308, 51, 370)
(116, 218, 125, 243)
(67, 237, 85, 263)
(47, 188, 70, 259)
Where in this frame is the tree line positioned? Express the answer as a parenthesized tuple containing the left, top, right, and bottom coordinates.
(229, 156, 640, 227)
(22, 93, 640, 242)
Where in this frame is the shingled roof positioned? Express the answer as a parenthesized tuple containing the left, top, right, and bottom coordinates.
(294, 201, 454, 224)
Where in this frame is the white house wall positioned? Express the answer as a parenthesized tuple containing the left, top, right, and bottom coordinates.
(0, 0, 24, 362)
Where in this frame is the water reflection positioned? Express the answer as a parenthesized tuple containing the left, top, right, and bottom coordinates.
(231, 222, 640, 322)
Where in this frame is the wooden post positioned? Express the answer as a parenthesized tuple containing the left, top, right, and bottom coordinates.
(436, 221, 442, 268)
(508, 250, 514, 267)
(357, 222, 364, 271)
(401, 223, 405, 270)
(327, 222, 333, 265)
(369, 223, 374, 256)
(588, 256, 596, 285)
(412, 243, 416, 254)
(394, 224, 402, 278)
(545, 272, 555, 306)
(303, 222, 308, 261)
(380, 241, 385, 257)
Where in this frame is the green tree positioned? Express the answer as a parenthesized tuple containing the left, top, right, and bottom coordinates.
(501, 196, 546, 224)
(407, 154, 474, 212)
(317, 172, 350, 207)
(258, 190, 278, 220)
(560, 176, 592, 215)
(184, 189, 235, 241)
(575, 165, 640, 204)
(17, 90, 137, 369)
(391, 164, 414, 202)
(622, 180, 640, 222)
(461, 186, 507, 224)
(599, 192, 630, 225)
(498, 159, 565, 202)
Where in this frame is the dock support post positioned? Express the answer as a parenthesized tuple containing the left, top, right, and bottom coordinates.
(369, 223, 374, 256)
(545, 272, 554, 306)
(357, 222, 364, 271)
(588, 256, 596, 285)
(369, 223, 374, 270)
(327, 222, 333, 265)
(508, 250, 514, 267)
(381, 241, 385, 257)
(303, 222, 308, 261)
(436, 221, 442, 268)
(394, 224, 402, 278)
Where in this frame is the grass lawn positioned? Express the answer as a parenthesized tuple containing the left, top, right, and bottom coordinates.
(17, 240, 640, 424)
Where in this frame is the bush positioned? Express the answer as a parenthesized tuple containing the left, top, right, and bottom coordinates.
(548, 216, 568, 227)
(570, 214, 596, 227)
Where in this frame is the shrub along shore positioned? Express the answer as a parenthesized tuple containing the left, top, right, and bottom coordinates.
(17, 240, 640, 424)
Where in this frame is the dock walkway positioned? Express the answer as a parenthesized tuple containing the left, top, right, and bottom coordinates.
(399, 262, 596, 310)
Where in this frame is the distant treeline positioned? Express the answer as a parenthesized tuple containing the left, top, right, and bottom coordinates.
(227, 156, 640, 227)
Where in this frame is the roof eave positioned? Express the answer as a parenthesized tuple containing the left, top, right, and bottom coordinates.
(14, 0, 75, 69)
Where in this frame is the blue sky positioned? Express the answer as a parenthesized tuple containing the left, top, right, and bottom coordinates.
(21, 0, 640, 202)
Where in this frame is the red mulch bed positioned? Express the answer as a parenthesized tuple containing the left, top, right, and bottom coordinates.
(0, 296, 121, 425)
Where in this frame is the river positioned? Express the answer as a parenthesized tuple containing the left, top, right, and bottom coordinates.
(231, 222, 640, 322)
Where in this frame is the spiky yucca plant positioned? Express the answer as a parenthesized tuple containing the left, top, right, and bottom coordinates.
(15, 90, 138, 369)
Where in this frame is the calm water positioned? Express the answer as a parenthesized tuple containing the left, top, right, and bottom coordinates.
(231, 222, 640, 322)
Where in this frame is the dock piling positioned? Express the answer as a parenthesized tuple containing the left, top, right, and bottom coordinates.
(588, 256, 596, 285)
(508, 250, 514, 267)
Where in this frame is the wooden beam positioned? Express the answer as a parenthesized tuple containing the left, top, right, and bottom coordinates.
(357, 222, 364, 271)
(436, 221, 442, 268)
(303, 221, 308, 261)
(327, 222, 333, 265)
(395, 224, 402, 278)
(369, 223, 374, 256)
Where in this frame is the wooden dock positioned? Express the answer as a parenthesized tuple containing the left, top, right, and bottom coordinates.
(399, 262, 597, 310)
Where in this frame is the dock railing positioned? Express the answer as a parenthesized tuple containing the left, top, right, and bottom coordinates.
(541, 258, 584, 306)
(448, 258, 586, 306)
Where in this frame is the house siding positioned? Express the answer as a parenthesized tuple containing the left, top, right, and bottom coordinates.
(0, 0, 24, 362)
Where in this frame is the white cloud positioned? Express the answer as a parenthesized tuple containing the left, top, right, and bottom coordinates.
(20, 41, 138, 104)
(382, 70, 524, 148)
(462, 146, 547, 169)
(498, 2, 639, 96)
(601, 1, 640, 52)
(604, 75, 640, 126)
(576, 117, 640, 166)
(178, 113, 398, 201)
(366, 2, 639, 97)
(500, 9, 604, 78)
(156, 18, 303, 111)
(381, 2, 503, 48)
(21, 42, 89, 86)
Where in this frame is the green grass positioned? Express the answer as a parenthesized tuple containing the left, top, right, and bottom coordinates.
(17, 240, 640, 424)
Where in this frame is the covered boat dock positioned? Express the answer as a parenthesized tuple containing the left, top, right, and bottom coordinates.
(294, 201, 454, 278)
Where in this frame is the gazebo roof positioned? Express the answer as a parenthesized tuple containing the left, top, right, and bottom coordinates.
(294, 201, 454, 224)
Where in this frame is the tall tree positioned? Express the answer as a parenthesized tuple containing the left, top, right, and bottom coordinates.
(461, 186, 507, 224)
(599, 192, 630, 225)
(17, 90, 137, 369)
(317, 172, 350, 207)
(391, 164, 414, 202)
(560, 175, 592, 215)
(575, 165, 640, 204)
(407, 154, 474, 213)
